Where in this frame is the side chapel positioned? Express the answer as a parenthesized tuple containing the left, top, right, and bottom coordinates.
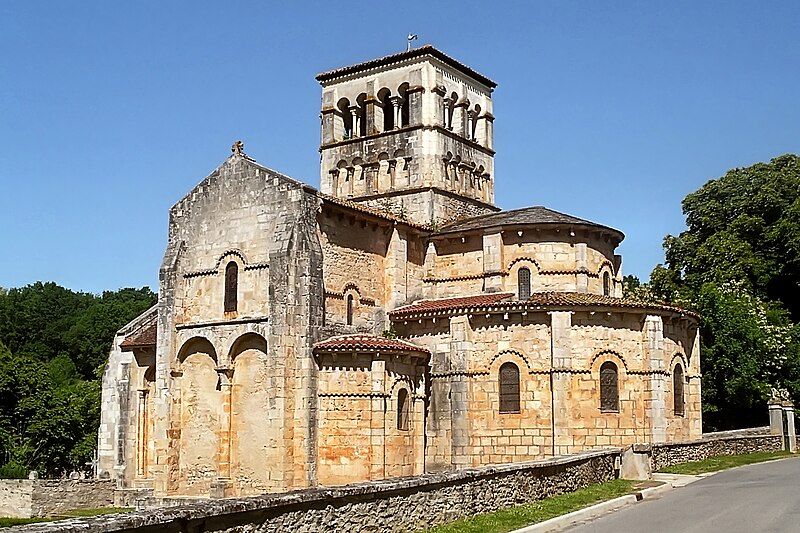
(98, 46, 701, 498)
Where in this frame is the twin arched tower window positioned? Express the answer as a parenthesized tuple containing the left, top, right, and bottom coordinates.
(224, 261, 238, 313)
(599, 361, 619, 412)
(499, 362, 521, 413)
(674, 364, 685, 416)
(518, 267, 531, 300)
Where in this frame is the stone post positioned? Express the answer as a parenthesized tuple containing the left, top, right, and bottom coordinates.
(390, 97, 402, 129)
(769, 389, 797, 452)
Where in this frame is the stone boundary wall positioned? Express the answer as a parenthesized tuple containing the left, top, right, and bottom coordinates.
(5, 449, 619, 533)
(651, 428, 783, 471)
(0, 480, 115, 518)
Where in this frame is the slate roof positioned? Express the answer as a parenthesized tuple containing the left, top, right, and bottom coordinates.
(313, 334, 430, 355)
(390, 291, 698, 320)
(316, 45, 497, 89)
(120, 322, 157, 348)
(434, 206, 624, 241)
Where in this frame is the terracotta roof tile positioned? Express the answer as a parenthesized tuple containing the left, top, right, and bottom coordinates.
(120, 322, 157, 348)
(313, 334, 429, 354)
(391, 293, 515, 316)
(316, 45, 496, 89)
(389, 291, 698, 319)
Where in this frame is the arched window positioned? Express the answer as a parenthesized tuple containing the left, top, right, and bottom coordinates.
(599, 361, 619, 412)
(518, 267, 531, 300)
(603, 272, 611, 296)
(447, 92, 458, 130)
(398, 83, 410, 127)
(673, 364, 685, 416)
(346, 294, 354, 325)
(499, 362, 520, 413)
(337, 98, 353, 139)
(397, 388, 410, 430)
(224, 261, 238, 313)
(378, 89, 394, 131)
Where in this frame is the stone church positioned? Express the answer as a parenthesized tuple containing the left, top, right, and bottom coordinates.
(98, 46, 702, 498)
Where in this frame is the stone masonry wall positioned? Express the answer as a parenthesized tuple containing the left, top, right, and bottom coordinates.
(6, 450, 617, 532)
(0, 480, 115, 519)
(651, 431, 782, 471)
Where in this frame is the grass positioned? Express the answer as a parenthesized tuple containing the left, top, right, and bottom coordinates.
(0, 517, 50, 528)
(420, 479, 636, 533)
(0, 508, 132, 528)
(657, 450, 793, 475)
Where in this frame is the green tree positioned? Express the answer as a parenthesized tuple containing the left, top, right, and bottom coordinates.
(0, 284, 156, 476)
(651, 154, 800, 430)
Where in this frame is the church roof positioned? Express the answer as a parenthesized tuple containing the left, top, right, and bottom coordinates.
(434, 206, 625, 242)
(390, 291, 698, 320)
(313, 334, 429, 355)
(120, 321, 157, 349)
(316, 45, 497, 89)
(317, 192, 432, 232)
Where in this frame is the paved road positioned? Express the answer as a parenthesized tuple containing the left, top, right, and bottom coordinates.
(565, 457, 800, 533)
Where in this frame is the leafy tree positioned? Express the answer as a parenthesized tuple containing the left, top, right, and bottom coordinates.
(649, 154, 800, 430)
(661, 154, 800, 317)
(0, 284, 156, 476)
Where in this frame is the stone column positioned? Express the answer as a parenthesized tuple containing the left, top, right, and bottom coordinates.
(644, 315, 666, 443)
(549, 311, 573, 456)
(575, 243, 588, 293)
(482, 231, 503, 292)
(443, 97, 453, 129)
(390, 97, 402, 129)
(449, 315, 473, 467)
(349, 107, 360, 137)
(136, 389, 148, 478)
(369, 358, 386, 480)
(385, 227, 408, 309)
(213, 367, 233, 497)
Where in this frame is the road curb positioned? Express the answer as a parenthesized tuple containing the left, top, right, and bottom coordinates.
(508, 494, 639, 533)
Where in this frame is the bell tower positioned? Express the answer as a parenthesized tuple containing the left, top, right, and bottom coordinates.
(316, 45, 499, 225)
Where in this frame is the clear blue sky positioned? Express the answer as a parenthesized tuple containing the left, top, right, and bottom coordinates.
(2, 2, 799, 294)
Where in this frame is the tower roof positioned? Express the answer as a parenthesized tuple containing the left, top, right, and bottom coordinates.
(316, 45, 497, 89)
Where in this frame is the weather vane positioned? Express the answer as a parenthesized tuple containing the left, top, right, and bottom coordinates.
(407, 33, 418, 51)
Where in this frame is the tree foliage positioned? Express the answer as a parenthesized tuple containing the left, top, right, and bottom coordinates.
(0, 284, 155, 476)
(647, 154, 800, 430)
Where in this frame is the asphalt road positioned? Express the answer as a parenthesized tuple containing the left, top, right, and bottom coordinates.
(564, 457, 800, 533)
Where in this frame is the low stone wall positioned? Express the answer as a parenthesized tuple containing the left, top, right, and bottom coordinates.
(0, 480, 115, 518)
(651, 427, 783, 471)
(5, 449, 619, 533)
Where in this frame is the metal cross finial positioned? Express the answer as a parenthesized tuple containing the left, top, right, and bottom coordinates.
(231, 140, 245, 155)
(407, 33, 418, 51)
